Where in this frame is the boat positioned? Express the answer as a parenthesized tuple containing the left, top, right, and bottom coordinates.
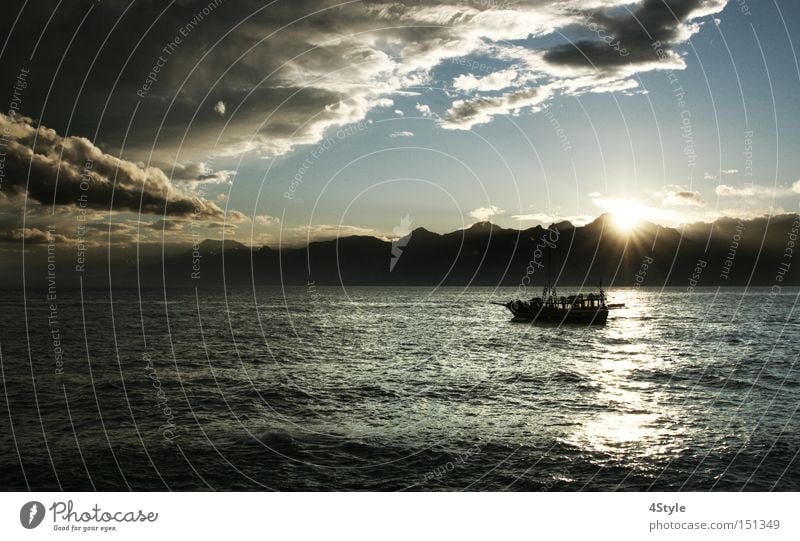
(492, 284, 623, 325)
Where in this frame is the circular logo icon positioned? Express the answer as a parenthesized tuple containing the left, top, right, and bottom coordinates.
(20, 501, 45, 529)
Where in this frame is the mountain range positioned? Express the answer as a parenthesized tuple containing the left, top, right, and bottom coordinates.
(144, 213, 800, 288)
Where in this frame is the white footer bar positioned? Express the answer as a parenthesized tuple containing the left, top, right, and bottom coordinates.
(1, 492, 794, 540)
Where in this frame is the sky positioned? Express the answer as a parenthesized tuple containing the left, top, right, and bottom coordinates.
(1, 0, 799, 249)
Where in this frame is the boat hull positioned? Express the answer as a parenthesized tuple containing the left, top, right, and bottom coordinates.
(506, 304, 609, 325)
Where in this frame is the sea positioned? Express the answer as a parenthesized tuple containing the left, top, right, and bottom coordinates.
(0, 286, 798, 491)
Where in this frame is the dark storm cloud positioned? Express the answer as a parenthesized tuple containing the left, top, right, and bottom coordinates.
(543, 0, 726, 70)
(0, 0, 729, 153)
(0, 0, 411, 161)
(0, 113, 242, 220)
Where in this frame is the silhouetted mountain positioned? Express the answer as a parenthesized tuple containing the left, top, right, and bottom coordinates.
(196, 238, 248, 254)
(145, 213, 799, 287)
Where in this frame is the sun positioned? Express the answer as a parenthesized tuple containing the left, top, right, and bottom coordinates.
(598, 199, 649, 232)
(613, 211, 640, 231)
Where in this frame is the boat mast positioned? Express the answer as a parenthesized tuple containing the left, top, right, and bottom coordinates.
(546, 244, 555, 300)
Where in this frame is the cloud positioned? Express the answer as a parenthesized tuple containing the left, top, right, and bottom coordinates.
(168, 161, 236, 189)
(148, 219, 184, 231)
(394, 109, 404, 116)
(543, 0, 727, 73)
(388, 131, 415, 138)
(660, 188, 705, 207)
(588, 192, 602, 198)
(0, 113, 242, 223)
(511, 213, 591, 226)
(703, 169, 737, 181)
(255, 214, 280, 226)
(84, 222, 134, 233)
(715, 185, 750, 197)
(452, 68, 519, 92)
(0, 113, 242, 221)
(0, 227, 88, 245)
(441, 86, 553, 130)
(717, 206, 788, 220)
(415, 103, 434, 117)
(0, 0, 735, 251)
(468, 205, 504, 221)
(207, 222, 238, 232)
(715, 183, 796, 198)
(1, 0, 728, 164)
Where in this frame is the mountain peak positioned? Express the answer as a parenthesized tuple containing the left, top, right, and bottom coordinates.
(198, 239, 247, 253)
(549, 220, 575, 230)
(464, 221, 505, 233)
(411, 226, 438, 236)
(586, 213, 614, 227)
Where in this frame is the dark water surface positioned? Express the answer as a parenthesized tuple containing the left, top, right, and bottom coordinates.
(1, 286, 798, 490)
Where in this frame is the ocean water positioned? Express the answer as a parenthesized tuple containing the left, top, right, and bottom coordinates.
(0, 286, 798, 491)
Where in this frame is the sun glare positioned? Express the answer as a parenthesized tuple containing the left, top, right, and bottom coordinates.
(597, 199, 649, 232)
(613, 212, 640, 231)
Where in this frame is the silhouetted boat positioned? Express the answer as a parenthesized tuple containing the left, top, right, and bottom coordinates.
(492, 285, 623, 325)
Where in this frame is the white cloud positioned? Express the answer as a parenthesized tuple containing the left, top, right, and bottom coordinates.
(388, 131, 415, 138)
(213, 101, 226, 116)
(703, 169, 736, 181)
(255, 214, 280, 226)
(394, 109, 404, 116)
(452, 68, 519, 92)
(468, 205, 504, 221)
(715, 185, 752, 197)
(717, 206, 787, 220)
(715, 183, 796, 198)
(511, 213, 591, 226)
(415, 103, 433, 117)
